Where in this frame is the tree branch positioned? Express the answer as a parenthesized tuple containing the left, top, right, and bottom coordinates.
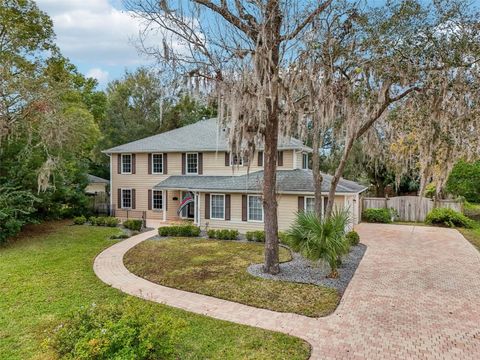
(193, 0, 258, 39)
(281, 0, 333, 41)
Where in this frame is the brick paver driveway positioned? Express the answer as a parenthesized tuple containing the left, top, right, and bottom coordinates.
(94, 223, 480, 359)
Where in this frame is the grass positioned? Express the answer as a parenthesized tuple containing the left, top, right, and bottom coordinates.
(0, 221, 310, 360)
(124, 238, 340, 317)
(459, 227, 480, 251)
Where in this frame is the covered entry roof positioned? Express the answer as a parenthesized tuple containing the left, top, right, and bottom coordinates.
(154, 169, 367, 194)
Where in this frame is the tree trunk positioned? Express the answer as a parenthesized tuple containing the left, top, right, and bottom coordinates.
(262, 0, 281, 275)
(311, 116, 323, 217)
(325, 136, 355, 218)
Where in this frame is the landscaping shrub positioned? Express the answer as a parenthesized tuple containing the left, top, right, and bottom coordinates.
(345, 230, 360, 246)
(72, 216, 86, 225)
(207, 229, 239, 240)
(278, 231, 290, 244)
(425, 208, 474, 228)
(123, 219, 143, 231)
(362, 208, 392, 223)
(104, 217, 120, 227)
(287, 210, 350, 278)
(95, 216, 106, 226)
(48, 299, 185, 360)
(158, 224, 200, 237)
(246, 230, 265, 242)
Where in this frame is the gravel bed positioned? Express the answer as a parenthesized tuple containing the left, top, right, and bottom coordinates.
(247, 244, 367, 294)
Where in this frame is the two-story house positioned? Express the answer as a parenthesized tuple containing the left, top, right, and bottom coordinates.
(103, 118, 366, 231)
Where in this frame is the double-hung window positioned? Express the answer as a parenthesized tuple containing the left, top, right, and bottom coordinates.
(152, 153, 163, 174)
(152, 190, 163, 210)
(305, 197, 315, 213)
(121, 189, 132, 209)
(186, 153, 198, 174)
(248, 195, 263, 222)
(122, 154, 132, 174)
(302, 153, 309, 169)
(210, 194, 225, 219)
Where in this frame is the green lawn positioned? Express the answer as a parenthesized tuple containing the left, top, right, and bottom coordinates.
(124, 238, 340, 317)
(0, 221, 310, 360)
(460, 227, 480, 251)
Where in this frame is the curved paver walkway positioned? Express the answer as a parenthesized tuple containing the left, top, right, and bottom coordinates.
(94, 224, 480, 359)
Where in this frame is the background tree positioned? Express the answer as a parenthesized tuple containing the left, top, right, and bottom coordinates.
(446, 161, 480, 203)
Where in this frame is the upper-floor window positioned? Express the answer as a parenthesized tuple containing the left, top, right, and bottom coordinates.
(152, 190, 163, 210)
(152, 153, 163, 174)
(230, 153, 249, 166)
(121, 188, 132, 208)
(305, 197, 315, 213)
(186, 153, 198, 174)
(210, 194, 225, 219)
(302, 153, 309, 169)
(248, 195, 263, 222)
(122, 154, 132, 174)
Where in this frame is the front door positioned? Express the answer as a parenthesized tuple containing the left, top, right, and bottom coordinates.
(181, 191, 195, 219)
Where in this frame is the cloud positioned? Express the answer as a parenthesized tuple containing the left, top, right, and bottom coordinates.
(86, 68, 110, 85)
(36, 0, 152, 67)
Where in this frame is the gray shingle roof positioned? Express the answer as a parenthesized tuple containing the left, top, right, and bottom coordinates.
(103, 118, 311, 153)
(153, 169, 367, 194)
(87, 174, 109, 184)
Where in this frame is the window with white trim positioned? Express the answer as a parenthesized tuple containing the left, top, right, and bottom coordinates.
(305, 197, 315, 213)
(152, 190, 163, 210)
(302, 153, 309, 169)
(152, 153, 163, 174)
(230, 153, 243, 166)
(121, 189, 132, 208)
(248, 195, 263, 222)
(122, 154, 132, 173)
(210, 194, 225, 219)
(186, 153, 198, 174)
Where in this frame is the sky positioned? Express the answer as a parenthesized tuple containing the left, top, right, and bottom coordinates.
(36, 0, 153, 88)
(36, 0, 480, 89)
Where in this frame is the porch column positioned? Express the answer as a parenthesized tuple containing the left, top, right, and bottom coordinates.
(197, 192, 201, 227)
(193, 191, 197, 225)
(162, 190, 167, 222)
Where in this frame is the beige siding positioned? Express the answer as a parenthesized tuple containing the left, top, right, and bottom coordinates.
(200, 193, 349, 233)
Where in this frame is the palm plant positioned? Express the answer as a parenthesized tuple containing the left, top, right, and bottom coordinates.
(286, 209, 351, 278)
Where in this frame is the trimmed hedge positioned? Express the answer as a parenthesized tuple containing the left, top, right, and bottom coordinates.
(158, 224, 201, 237)
(362, 208, 392, 223)
(246, 230, 265, 242)
(123, 219, 143, 231)
(425, 208, 474, 228)
(207, 229, 239, 240)
(346, 230, 360, 246)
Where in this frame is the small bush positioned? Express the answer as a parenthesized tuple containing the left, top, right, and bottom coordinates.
(425, 208, 474, 228)
(104, 217, 120, 227)
(362, 208, 392, 223)
(246, 230, 265, 242)
(278, 231, 290, 244)
(158, 224, 200, 237)
(96, 217, 106, 226)
(345, 230, 360, 246)
(88, 216, 99, 226)
(123, 219, 143, 231)
(207, 229, 239, 240)
(47, 299, 185, 359)
(72, 216, 86, 225)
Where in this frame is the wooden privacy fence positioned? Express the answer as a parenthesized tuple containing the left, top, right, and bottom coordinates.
(362, 196, 463, 222)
